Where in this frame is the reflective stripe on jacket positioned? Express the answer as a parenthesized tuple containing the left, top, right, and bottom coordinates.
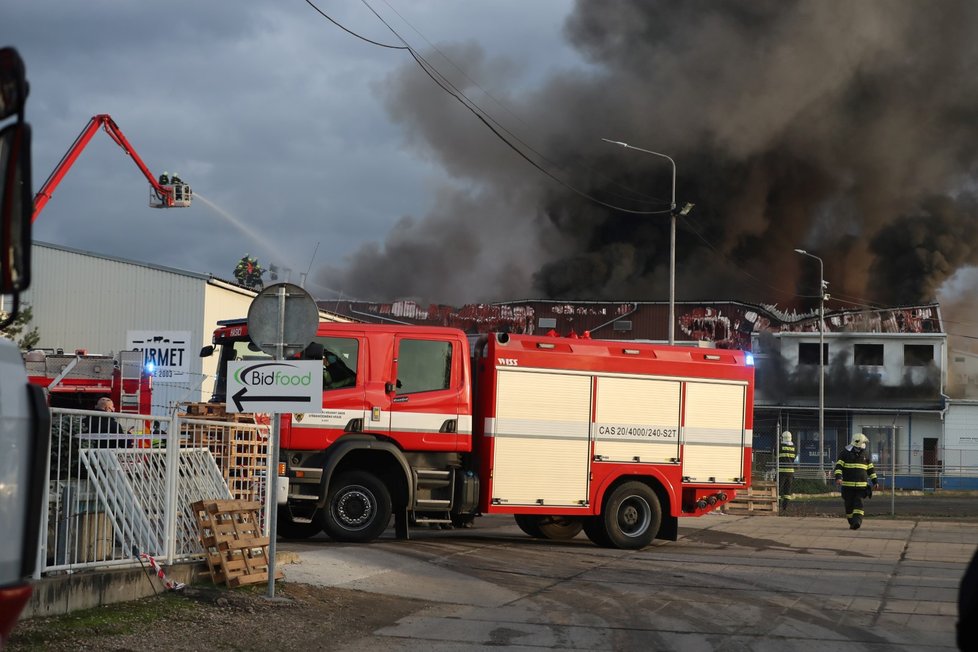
(779, 443, 797, 472)
(834, 445, 878, 487)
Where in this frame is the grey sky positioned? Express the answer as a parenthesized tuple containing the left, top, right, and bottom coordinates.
(7, 0, 978, 354)
(3, 0, 579, 298)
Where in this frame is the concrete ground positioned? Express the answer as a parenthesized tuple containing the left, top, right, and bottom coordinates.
(281, 513, 975, 650)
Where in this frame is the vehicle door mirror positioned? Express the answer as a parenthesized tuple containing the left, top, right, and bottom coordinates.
(0, 47, 32, 328)
(199, 345, 215, 357)
(0, 123, 32, 298)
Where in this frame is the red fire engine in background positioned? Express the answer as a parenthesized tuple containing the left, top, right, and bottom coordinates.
(204, 318, 755, 549)
(24, 349, 152, 414)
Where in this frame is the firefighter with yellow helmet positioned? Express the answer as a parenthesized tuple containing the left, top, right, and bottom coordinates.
(778, 430, 797, 512)
(833, 433, 878, 529)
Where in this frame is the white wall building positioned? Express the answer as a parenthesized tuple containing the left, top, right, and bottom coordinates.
(752, 327, 948, 486)
(20, 242, 343, 415)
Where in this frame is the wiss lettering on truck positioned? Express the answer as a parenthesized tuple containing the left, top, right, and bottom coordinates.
(201, 322, 755, 550)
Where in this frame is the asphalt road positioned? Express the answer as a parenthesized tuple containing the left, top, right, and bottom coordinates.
(280, 511, 976, 651)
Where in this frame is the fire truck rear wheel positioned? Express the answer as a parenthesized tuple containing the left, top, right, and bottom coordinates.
(323, 471, 392, 543)
(583, 517, 614, 547)
(514, 514, 544, 538)
(536, 516, 584, 540)
(601, 481, 661, 550)
(514, 515, 584, 540)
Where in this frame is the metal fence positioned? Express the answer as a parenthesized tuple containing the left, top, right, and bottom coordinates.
(36, 407, 270, 578)
(753, 446, 978, 492)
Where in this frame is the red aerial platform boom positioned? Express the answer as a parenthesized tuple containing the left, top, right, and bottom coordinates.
(31, 113, 191, 222)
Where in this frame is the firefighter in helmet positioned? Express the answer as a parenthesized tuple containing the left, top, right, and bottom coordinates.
(234, 255, 251, 285)
(322, 348, 356, 390)
(778, 430, 797, 512)
(834, 433, 878, 530)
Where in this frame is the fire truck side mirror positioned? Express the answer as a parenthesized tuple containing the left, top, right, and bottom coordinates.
(0, 47, 33, 327)
(199, 345, 215, 358)
(0, 122, 31, 292)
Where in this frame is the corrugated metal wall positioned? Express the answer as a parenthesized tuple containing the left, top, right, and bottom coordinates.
(21, 243, 255, 414)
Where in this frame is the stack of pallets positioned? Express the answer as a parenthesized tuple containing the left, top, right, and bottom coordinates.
(723, 481, 778, 515)
(180, 404, 269, 502)
(193, 499, 282, 587)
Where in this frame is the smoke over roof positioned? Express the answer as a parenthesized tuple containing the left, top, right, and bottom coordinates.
(317, 1, 978, 325)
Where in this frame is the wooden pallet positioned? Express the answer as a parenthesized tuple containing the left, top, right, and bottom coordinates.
(193, 499, 283, 588)
(179, 409, 269, 502)
(180, 402, 262, 424)
(723, 482, 778, 514)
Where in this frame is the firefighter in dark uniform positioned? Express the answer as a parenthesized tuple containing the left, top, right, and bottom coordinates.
(778, 430, 797, 512)
(834, 433, 878, 530)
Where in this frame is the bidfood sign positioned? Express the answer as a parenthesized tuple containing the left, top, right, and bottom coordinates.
(226, 360, 323, 413)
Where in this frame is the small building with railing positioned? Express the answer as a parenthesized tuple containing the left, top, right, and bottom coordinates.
(749, 305, 967, 489)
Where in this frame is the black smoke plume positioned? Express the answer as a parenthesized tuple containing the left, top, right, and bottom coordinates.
(318, 0, 978, 329)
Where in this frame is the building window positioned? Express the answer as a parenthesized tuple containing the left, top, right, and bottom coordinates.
(854, 343, 884, 366)
(538, 318, 557, 329)
(798, 342, 827, 365)
(904, 344, 933, 367)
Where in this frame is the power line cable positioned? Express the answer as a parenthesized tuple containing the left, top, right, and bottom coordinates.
(304, 0, 407, 49)
(376, 0, 674, 209)
(308, 0, 673, 215)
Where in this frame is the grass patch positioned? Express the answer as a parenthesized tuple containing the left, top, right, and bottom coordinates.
(8, 593, 195, 649)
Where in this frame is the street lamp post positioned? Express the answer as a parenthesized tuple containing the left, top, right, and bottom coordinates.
(602, 139, 692, 345)
(794, 248, 829, 482)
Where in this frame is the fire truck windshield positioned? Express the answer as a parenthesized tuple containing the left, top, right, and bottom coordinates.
(210, 339, 271, 403)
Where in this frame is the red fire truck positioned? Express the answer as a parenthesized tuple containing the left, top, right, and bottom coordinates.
(25, 349, 152, 414)
(203, 319, 755, 549)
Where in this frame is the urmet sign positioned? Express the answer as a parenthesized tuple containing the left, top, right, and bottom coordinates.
(226, 283, 322, 413)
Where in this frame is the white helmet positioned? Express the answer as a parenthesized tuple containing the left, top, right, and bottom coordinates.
(781, 431, 792, 444)
(851, 433, 869, 449)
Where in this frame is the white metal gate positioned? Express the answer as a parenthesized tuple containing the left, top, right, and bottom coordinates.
(38, 407, 270, 576)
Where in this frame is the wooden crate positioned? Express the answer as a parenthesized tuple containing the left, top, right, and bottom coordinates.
(193, 499, 282, 588)
(723, 481, 778, 514)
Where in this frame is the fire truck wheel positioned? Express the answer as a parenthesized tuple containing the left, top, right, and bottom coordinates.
(583, 517, 614, 547)
(276, 507, 323, 539)
(601, 482, 661, 550)
(323, 471, 392, 543)
(513, 514, 544, 538)
(536, 516, 584, 540)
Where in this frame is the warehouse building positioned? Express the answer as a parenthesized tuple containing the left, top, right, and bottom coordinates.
(19, 242, 344, 415)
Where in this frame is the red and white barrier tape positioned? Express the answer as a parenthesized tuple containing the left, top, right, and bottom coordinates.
(138, 552, 185, 591)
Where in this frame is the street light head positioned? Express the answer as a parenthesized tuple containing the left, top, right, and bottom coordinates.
(793, 248, 807, 255)
(601, 138, 628, 148)
(677, 202, 694, 216)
